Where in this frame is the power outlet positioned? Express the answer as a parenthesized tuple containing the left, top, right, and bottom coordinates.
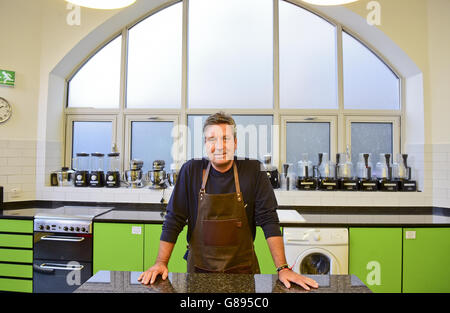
(9, 187, 22, 198)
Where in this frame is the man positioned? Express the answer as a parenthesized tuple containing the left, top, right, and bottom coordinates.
(138, 112, 318, 290)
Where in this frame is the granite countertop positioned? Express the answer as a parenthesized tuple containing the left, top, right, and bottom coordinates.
(74, 271, 371, 293)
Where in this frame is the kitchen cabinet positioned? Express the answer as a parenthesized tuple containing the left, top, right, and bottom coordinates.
(93, 223, 144, 274)
(254, 226, 280, 274)
(349, 228, 402, 293)
(0, 219, 33, 293)
(402, 228, 450, 293)
(144, 224, 188, 273)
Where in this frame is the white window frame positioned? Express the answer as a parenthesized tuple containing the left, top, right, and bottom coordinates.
(124, 114, 180, 171)
(344, 115, 401, 159)
(65, 114, 118, 168)
(280, 115, 338, 165)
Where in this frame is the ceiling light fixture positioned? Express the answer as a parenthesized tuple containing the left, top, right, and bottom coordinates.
(301, 0, 359, 5)
(66, 0, 137, 10)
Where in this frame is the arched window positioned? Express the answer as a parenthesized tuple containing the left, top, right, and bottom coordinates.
(65, 0, 402, 174)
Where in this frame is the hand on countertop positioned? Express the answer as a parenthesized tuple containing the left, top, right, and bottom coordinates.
(138, 262, 169, 285)
(278, 269, 319, 291)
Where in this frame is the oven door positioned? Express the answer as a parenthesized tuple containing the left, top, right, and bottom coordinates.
(34, 232, 92, 261)
(33, 259, 92, 293)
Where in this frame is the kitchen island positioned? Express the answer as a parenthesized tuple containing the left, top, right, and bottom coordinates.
(74, 271, 371, 293)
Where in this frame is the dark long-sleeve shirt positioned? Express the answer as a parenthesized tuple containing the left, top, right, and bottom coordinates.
(160, 157, 281, 245)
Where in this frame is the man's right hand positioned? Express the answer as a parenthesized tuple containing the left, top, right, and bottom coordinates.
(138, 262, 169, 285)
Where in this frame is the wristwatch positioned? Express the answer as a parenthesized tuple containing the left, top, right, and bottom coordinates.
(276, 264, 290, 273)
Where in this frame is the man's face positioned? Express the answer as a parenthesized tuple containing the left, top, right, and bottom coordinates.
(204, 124, 237, 166)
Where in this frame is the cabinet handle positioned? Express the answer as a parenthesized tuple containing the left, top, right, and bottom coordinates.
(41, 235, 85, 242)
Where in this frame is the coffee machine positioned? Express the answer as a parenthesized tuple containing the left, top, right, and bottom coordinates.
(336, 151, 358, 191)
(124, 159, 144, 188)
(148, 160, 168, 189)
(375, 153, 398, 191)
(357, 153, 378, 191)
(317, 153, 338, 191)
(394, 154, 417, 191)
(106, 152, 121, 188)
(296, 153, 317, 190)
(262, 155, 280, 189)
(89, 152, 105, 187)
(73, 152, 90, 187)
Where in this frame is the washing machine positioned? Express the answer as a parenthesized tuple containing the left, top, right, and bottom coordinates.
(284, 228, 348, 275)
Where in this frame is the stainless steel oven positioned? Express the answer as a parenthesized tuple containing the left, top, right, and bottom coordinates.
(32, 206, 111, 293)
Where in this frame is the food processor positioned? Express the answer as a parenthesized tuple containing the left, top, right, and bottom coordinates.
(317, 153, 338, 191)
(262, 154, 280, 189)
(296, 153, 317, 190)
(375, 153, 398, 191)
(105, 152, 121, 188)
(336, 150, 358, 191)
(89, 152, 105, 187)
(394, 154, 417, 191)
(356, 153, 378, 191)
(73, 152, 90, 187)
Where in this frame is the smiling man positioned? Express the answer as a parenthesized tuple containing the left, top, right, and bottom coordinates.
(138, 112, 318, 291)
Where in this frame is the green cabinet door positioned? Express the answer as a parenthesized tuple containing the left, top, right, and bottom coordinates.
(93, 223, 144, 274)
(349, 228, 402, 293)
(403, 228, 450, 293)
(144, 224, 188, 273)
(254, 226, 280, 274)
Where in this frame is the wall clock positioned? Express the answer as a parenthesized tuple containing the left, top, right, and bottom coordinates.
(0, 97, 12, 123)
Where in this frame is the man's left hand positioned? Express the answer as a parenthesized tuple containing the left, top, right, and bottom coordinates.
(278, 269, 319, 291)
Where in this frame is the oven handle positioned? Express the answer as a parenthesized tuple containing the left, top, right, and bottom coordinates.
(39, 263, 84, 271)
(41, 235, 85, 242)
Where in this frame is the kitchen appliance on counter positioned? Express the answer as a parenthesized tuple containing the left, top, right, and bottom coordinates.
(394, 154, 417, 191)
(105, 152, 121, 188)
(147, 160, 168, 189)
(280, 163, 295, 190)
(317, 153, 338, 191)
(336, 152, 358, 191)
(167, 163, 178, 187)
(124, 159, 144, 188)
(375, 153, 398, 191)
(89, 153, 105, 187)
(50, 167, 75, 187)
(357, 153, 378, 191)
(262, 154, 280, 189)
(73, 153, 90, 187)
(33, 206, 113, 293)
(296, 153, 317, 190)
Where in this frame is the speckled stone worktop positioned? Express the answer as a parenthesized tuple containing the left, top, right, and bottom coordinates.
(74, 271, 371, 293)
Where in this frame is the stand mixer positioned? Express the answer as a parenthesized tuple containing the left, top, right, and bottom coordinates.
(124, 159, 144, 188)
(147, 160, 168, 189)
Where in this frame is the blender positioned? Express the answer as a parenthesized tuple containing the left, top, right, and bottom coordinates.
(317, 153, 338, 191)
(124, 159, 144, 188)
(394, 154, 417, 191)
(375, 153, 398, 191)
(280, 163, 295, 190)
(73, 152, 90, 187)
(337, 150, 358, 191)
(262, 154, 280, 189)
(296, 153, 317, 190)
(147, 160, 168, 189)
(106, 152, 121, 188)
(357, 153, 378, 191)
(89, 152, 105, 187)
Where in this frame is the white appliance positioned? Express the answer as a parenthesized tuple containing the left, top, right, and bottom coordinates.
(284, 228, 348, 275)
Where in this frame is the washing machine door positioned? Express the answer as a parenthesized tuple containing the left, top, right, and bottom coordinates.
(294, 248, 340, 275)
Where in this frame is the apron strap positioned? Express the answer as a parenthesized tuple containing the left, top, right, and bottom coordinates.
(200, 161, 242, 201)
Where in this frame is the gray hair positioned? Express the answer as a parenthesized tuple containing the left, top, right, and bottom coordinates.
(203, 111, 237, 139)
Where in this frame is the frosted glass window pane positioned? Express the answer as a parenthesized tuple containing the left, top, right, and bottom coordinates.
(127, 3, 182, 108)
(279, 1, 338, 109)
(187, 115, 273, 160)
(72, 122, 113, 160)
(343, 32, 400, 110)
(350, 122, 393, 165)
(68, 36, 121, 108)
(131, 121, 174, 173)
(188, 0, 273, 109)
(286, 122, 330, 174)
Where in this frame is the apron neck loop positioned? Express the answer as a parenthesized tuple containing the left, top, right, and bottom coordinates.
(201, 161, 242, 199)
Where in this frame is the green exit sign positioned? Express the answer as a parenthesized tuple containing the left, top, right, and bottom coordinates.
(0, 70, 15, 87)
